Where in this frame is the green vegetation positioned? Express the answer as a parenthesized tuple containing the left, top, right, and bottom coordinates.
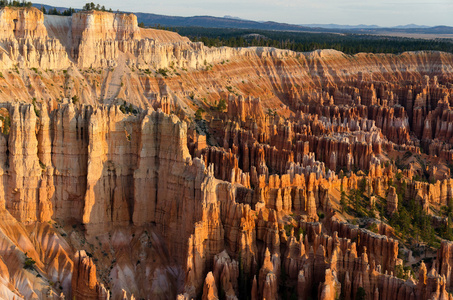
(71, 95, 79, 104)
(338, 174, 452, 249)
(346, 188, 369, 218)
(284, 224, 293, 237)
(340, 189, 347, 213)
(279, 263, 295, 300)
(225, 85, 239, 96)
(0, 114, 10, 135)
(266, 108, 277, 117)
(148, 24, 176, 31)
(395, 151, 412, 170)
(41, 6, 76, 16)
(297, 227, 305, 240)
(394, 264, 412, 280)
(340, 178, 375, 218)
(32, 97, 40, 117)
(388, 196, 437, 246)
(195, 108, 204, 120)
(156, 68, 170, 77)
(383, 180, 453, 248)
(139, 68, 152, 75)
(237, 252, 252, 300)
(356, 287, 366, 300)
(40, 3, 113, 16)
(169, 27, 453, 55)
(0, 1, 32, 8)
(215, 99, 227, 111)
(82, 2, 111, 12)
(438, 199, 453, 241)
(23, 253, 36, 270)
(368, 222, 378, 233)
(119, 102, 138, 115)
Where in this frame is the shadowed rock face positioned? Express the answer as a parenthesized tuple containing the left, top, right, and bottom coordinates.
(0, 6, 453, 300)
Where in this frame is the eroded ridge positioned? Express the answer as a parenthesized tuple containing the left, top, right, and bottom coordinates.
(0, 6, 451, 300)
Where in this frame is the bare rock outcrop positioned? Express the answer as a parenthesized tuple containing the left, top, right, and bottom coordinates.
(0, 7, 70, 69)
(0, 6, 453, 300)
(71, 250, 108, 299)
(387, 186, 398, 215)
(202, 272, 219, 300)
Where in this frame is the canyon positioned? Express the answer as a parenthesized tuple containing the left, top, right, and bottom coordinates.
(0, 5, 452, 300)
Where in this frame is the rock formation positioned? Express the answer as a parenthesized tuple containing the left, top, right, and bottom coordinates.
(387, 186, 398, 215)
(0, 6, 451, 300)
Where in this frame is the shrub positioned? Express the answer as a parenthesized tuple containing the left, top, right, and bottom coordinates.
(156, 68, 169, 77)
(195, 108, 204, 120)
(0, 115, 10, 135)
(23, 253, 36, 271)
(284, 224, 293, 237)
(368, 223, 378, 233)
(356, 287, 366, 300)
(71, 95, 79, 104)
(216, 99, 227, 111)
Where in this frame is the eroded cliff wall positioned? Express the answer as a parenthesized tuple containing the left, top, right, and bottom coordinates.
(0, 102, 451, 299)
(0, 6, 452, 300)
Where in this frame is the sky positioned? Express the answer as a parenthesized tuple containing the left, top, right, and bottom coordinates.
(38, 0, 453, 27)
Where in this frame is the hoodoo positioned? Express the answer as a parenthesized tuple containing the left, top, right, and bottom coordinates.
(0, 5, 451, 300)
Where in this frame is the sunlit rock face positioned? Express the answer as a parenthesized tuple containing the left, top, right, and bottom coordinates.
(0, 6, 452, 300)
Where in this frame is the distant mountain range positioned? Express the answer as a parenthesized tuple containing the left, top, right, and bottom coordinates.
(33, 3, 453, 35)
(301, 24, 431, 30)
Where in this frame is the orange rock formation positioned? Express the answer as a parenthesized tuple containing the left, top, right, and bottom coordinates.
(0, 6, 451, 300)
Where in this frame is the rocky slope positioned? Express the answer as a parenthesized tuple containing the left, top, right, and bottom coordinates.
(0, 6, 452, 300)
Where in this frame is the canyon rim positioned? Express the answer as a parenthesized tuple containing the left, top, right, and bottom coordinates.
(0, 4, 452, 300)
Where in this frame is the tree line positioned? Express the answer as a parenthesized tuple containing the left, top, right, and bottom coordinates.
(166, 26, 453, 55)
(40, 6, 75, 16)
(40, 3, 113, 16)
(0, 0, 32, 7)
(81, 2, 112, 12)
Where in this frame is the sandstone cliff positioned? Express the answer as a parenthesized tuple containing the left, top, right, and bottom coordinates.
(0, 6, 451, 300)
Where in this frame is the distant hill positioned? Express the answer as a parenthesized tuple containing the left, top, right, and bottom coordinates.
(301, 24, 381, 29)
(302, 24, 432, 30)
(393, 24, 430, 29)
(32, 3, 329, 32)
(33, 3, 453, 36)
(33, 3, 76, 12)
(133, 13, 328, 32)
(223, 15, 245, 21)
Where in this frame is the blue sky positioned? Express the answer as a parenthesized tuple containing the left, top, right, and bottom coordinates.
(38, 0, 453, 27)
